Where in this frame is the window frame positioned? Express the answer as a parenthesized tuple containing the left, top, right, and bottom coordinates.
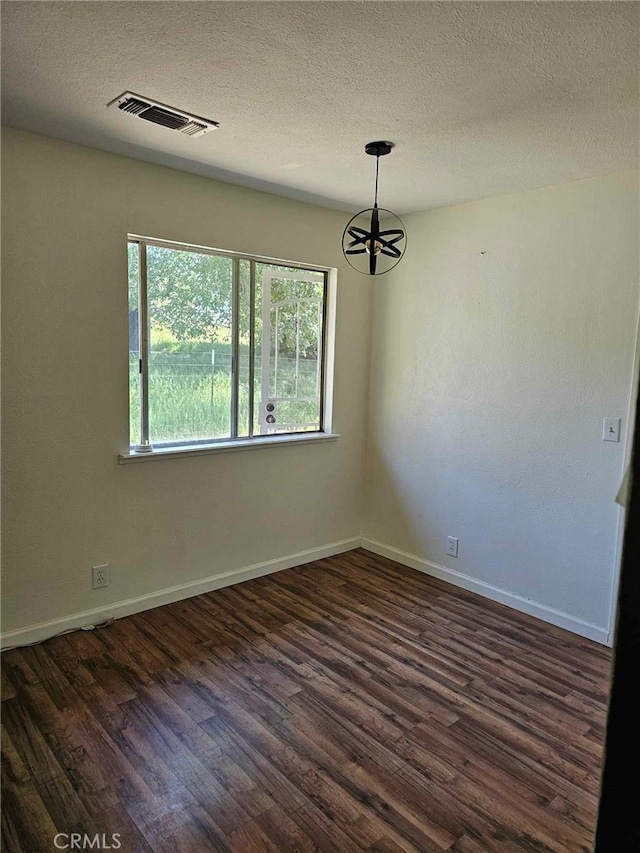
(123, 234, 336, 461)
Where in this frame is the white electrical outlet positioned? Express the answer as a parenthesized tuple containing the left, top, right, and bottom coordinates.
(92, 564, 109, 589)
(447, 536, 459, 558)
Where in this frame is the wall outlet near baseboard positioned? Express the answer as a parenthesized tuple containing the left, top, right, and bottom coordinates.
(447, 536, 459, 558)
(92, 564, 110, 589)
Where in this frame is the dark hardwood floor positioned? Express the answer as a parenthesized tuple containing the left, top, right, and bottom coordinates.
(1, 549, 611, 852)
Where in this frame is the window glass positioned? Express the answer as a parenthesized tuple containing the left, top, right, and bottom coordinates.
(128, 240, 327, 449)
(146, 246, 233, 445)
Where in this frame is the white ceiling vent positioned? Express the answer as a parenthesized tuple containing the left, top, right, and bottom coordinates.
(107, 92, 219, 137)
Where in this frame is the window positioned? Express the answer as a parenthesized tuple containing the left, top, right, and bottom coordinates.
(127, 236, 332, 455)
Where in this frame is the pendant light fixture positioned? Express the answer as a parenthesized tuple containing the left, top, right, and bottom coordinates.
(342, 141, 406, 276)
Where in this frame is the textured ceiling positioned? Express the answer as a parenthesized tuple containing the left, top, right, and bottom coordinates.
(2, 1, 639, 214)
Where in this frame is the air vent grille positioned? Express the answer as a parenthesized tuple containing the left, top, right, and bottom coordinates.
(135, 105, 189, 130)
(108, 92, 218, 137)
(118, 97, 150, 116)
(181, 121, 208, 137)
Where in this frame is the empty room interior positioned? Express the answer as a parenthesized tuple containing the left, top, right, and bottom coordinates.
(2, 2, 639, 852)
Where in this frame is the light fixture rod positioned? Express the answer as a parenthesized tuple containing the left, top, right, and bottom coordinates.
(374, 155, 380, 208)
(365, 140, 392, 208)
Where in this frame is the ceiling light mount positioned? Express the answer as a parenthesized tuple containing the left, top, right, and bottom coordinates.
(364, 140, 393, 158)
(342, 141, 406, 276)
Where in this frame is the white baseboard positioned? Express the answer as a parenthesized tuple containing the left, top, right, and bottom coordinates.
(0, 537, 361, 651)
(361, 538, 611, 646)
(3, 536, 611, 650)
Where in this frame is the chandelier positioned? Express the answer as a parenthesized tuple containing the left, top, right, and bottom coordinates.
(342, 141, 406, 276)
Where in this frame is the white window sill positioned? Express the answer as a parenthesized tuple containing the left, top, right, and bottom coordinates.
(118, 432, 340, 464)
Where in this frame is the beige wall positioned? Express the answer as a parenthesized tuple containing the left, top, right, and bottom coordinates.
(364, 171, 639, 641)
(1, 127, 371, 638)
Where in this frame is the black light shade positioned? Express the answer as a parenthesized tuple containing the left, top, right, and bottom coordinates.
(342, 207, 406, 276)
(342, 141, 406, 276)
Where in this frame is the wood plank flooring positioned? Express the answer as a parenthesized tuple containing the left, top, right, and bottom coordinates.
(1, 549, 611, 852)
